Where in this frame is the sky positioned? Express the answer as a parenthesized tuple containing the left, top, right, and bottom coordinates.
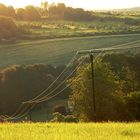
(1, 0, 140, 10)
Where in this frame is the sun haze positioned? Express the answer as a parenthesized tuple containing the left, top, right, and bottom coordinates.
(1, 0, 140, 10)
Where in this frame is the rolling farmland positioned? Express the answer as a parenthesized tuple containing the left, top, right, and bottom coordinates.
(0, 34, 140, 68)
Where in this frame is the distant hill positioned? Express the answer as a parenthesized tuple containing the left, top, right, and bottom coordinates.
(128, 7, 140, 11)
(113, 7, 140, 12)
(92, 7, 140, 12)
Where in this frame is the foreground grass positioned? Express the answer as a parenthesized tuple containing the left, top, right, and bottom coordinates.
(0, 123, 139, 140)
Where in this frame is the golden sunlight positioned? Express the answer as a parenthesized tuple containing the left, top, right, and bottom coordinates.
(1, 0, 140, 10)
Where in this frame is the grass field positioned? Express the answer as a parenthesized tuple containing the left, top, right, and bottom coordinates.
(0, 123, 139, 140)
(16, 19, 140, 39)
(1, 34, 140, 68)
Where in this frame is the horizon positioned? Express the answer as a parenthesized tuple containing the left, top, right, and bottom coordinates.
(1, 0, 140, 10)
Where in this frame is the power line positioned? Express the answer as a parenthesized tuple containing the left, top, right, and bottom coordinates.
(77, 40, 140, 122)
(32, 52, 103, 104)
(2, 39, 140, 121)
(23, 53, 78, 104)
(23, 39, 140, 104)
(27, 55, 88, 103)
(5, 104, 36, 121)
(25, 40, 140, 103)
(0, 54, 84, 121)
(0, 53, 79, 121)
(0, 104, 23, 120)
(1, 104, 30, 121)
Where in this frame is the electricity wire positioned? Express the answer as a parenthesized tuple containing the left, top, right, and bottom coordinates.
(23, 53, 78, 104)
(28, 55, 88, 103)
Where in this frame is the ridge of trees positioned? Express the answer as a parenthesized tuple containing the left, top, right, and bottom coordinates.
(0, 2, 92, 21)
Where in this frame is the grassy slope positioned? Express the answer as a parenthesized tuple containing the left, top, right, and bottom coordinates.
(0, 123, 139, 140)
(1, 34, 140, 68)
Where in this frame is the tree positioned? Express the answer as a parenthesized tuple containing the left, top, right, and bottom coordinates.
(0, 64, 68, 115)
(41, 1, 49, 16)
(57, 3, 66, 16)
(16, 8, 26, 20)
(0, 4, 16, 18)
(25, 5, 41, 20)
(0, 16, 17, 40)
(69, 59, 126, 121)
(63, 7, 92, 21)
(41, 1, 49, 10)
(121, 67, 138, 93)
(0, 3, 7, 16)
(6, 6, 16, 17)
(48, 3, 66, 18)
(126, 92, 140, 120)
(48, 3, 57, 16)
(102, 53, 140, 93)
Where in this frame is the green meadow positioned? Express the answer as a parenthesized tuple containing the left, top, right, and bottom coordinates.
(1, 34, 140, 68)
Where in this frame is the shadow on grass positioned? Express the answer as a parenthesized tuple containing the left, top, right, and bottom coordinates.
(121, 130, 140, 137)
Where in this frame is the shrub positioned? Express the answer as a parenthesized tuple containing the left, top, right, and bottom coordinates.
(51, 112, 65, 122)
(64, 115, 79, 123)
(50, 112, 79, 123)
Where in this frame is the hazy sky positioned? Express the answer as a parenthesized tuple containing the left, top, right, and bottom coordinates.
(1, 0, 140, 10)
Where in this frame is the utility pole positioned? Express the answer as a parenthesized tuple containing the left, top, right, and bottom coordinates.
(90, 54, 97, 121)
(77, 46, 138, 121)
(29, 103, 32, 122)
(77, 50, 101, 122)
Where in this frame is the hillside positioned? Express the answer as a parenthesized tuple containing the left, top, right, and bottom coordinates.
(1, 34, 140, 68)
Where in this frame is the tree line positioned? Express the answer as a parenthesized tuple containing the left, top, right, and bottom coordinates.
(0, 2, 93, 41)
(0, 2, 140, 41)
(1, 2, 139, 23)
(0, 2, 92, 21)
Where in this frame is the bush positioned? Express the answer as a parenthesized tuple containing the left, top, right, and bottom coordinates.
(51, 112, 65, 122)
(64, 115, 79, 123)
(53, 105, 67, 115)
(50, 112, 79, 123)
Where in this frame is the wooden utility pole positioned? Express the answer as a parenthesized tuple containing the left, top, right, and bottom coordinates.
(29, 104, 32, 122)
(90, 54, 97, 121)
(77, 50, 100, 122)
(77, 46, 138, 121)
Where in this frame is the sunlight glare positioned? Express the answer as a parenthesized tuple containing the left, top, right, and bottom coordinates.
(1, 0, 140, 10)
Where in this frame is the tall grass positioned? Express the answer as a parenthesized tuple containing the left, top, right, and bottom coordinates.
(0, 123, 139, 140)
